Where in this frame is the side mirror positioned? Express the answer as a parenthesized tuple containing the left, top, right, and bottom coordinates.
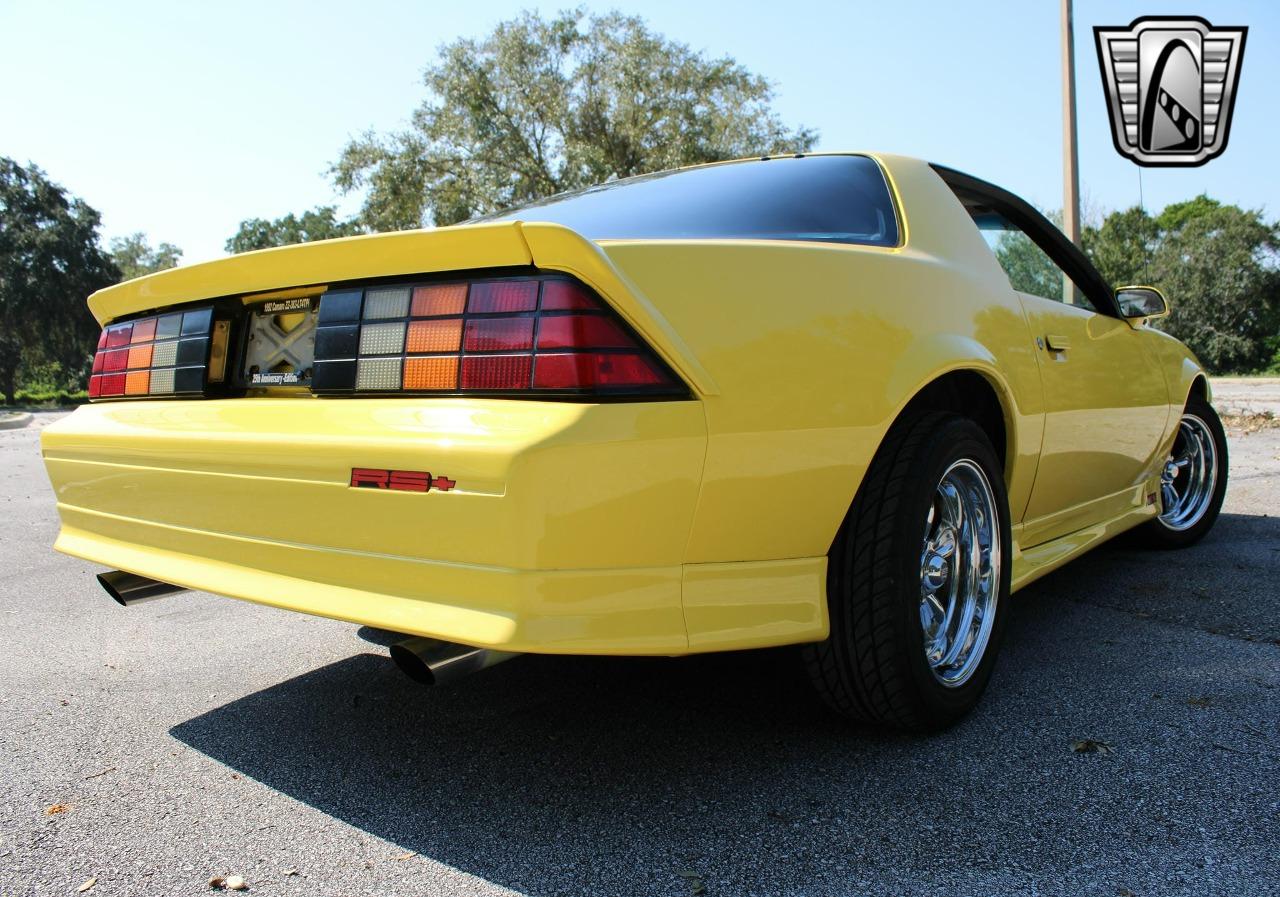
(1116, 286, 1169, 321)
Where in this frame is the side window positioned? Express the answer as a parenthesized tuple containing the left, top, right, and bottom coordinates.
(970, 211, 1098, 313)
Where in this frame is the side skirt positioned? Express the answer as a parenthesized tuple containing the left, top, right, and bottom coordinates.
(1010, 500, 1158, 593)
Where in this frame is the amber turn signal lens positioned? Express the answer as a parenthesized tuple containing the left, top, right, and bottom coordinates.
(403, 356, 459, 390)
(411, 283, 467, 317)
(131, 318, 157, 342)
(124, 370, 151, 395)
(127, 345, 153, 370)
(406, 319, 463, 354)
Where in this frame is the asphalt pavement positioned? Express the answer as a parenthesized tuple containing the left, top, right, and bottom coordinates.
(1, 405, 1277, 897)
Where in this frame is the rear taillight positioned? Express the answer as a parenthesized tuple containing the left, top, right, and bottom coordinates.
(88, 307, 218, 400)
(311, 275, 682, 397)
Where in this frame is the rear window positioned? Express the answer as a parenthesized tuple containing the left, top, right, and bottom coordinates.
(476, 155, 899, 247)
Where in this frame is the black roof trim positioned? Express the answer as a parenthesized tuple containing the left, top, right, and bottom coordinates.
(931, 164, 1119, 317)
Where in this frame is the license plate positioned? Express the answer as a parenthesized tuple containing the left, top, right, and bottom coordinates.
(243, 296, 319, 387)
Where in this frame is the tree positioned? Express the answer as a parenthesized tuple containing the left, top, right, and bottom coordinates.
(332, 9, 817, 230)
(1082, 206, 1159, 288)
(110, 232, 182, 280)
(995, 229, 1066, 303)
(1150, 202, 1280, 372)
(1084, 196, 1280, 373)
(225, 205, 362, 253)
(1156, 195, 1222, 233)
(0, 158, 118, 404)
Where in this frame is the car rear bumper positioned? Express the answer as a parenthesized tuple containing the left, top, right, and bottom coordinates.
(41, 398, 827, 653)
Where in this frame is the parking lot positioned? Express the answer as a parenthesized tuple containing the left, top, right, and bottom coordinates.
(2, 393, 1277, 897)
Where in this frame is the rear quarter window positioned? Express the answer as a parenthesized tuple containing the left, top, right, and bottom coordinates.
(477, 155, 899, 247)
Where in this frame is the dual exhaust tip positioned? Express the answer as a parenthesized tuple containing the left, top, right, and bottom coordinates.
(388, 637, 519, 686)
(95, 570, 516, 685)
(97, 570, 188, 606)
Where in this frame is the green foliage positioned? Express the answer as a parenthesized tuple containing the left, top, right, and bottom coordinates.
(1152, 202, 1280, 373)
(995, 230, 1066, 304)
(13, 356, 68, 393)
(1084, 195, 1280, 373)
(225, 205, 362, 253)
(109, 232, 182, 280)
(10, 389, 88, 407)
(0, 158, 119, 404)
(1263, 335, 1280, 375)
(1156, 195, 1222, 233)
(1082, 206, 1159, 287)
(332, 8, 817, 229)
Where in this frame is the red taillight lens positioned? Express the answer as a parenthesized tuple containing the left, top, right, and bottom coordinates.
(533, 353, 668, 389)
(461, 354, 533, 389)
(312, 275, 683, 397)
(88, 307, 216, 401)
(536, 315, 632, 350)
(100, 349, 128, 372)
(468, 281, 538, 314)
(540, 280, 597, 311)
(104, 323, 133, 347)
(464, 317, 534, 352)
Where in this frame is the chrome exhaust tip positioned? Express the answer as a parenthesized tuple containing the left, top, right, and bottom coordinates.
(97, 570, 188, 607)
(389, 636, 519, 686)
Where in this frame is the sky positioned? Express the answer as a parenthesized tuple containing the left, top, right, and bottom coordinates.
(2, 0, 1274, 263)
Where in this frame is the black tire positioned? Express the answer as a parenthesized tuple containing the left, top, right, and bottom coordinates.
(1135, 393, 1228, 549)
(802, 412, 1012, 733)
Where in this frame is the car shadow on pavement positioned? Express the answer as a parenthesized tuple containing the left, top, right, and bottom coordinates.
(1045, 511, 1280, 645)
(169, 511, 1278, 895)
(172, 646, 914, 895)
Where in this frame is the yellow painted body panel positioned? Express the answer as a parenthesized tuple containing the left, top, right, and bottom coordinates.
(597, 155, 1047, 563)
(85, 223, 533, 325)
(45, 399, 707, 653)
(1015, 294, 1173, 544)
(42, 153, 1206, 655)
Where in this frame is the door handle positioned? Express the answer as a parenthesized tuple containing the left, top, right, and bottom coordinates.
(1045, 333, 1071, 352)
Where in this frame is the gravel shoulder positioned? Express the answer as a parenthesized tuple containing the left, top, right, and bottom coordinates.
(1210, 376, 1280, 417)
(1, 411, 1277, 897)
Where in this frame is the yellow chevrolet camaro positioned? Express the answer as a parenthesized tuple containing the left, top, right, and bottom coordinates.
(41, 154, 1228, 731)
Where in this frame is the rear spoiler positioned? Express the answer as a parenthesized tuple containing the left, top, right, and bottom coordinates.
(86, 221, 718, 396)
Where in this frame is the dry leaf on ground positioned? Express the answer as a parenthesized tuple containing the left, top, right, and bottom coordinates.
(678, 870, 707, 896)
(1072, 738, 1114, 754)
(1220, 411, 1280, 433)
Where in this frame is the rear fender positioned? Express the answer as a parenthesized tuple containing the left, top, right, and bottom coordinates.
(881, 334, 1038, 524)
(520, 222, 720, 396)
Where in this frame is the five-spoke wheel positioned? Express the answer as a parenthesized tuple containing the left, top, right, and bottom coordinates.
(804, 412, 1011, 732)
(919, 460, 1001, 688)
(1158, 413, 1219, 532)
(1140, 393, 1228, 548)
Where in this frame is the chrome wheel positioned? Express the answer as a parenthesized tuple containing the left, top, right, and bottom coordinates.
(918, 459, 1001, 688)
(1158, 413, 1218, 532)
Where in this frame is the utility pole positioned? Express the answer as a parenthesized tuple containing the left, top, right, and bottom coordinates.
(1061, 0, 1082, 306)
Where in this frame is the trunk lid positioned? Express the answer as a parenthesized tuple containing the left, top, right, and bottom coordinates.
(86, 220, 716, 398)
(88, 222, 533, 324)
